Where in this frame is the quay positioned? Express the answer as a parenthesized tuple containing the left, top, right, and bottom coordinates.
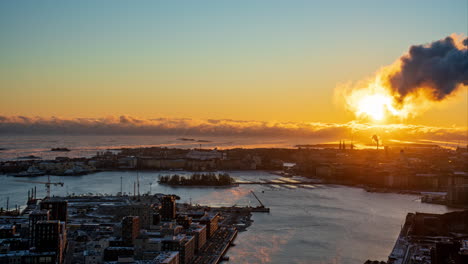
(192, 227, 238, 264)
(236, 181, 314, 185)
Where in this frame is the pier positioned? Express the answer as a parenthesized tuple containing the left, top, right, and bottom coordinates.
(235, 178, 318, 185)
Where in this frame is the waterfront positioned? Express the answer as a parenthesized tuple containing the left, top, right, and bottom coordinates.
(0, 170, 454, 264)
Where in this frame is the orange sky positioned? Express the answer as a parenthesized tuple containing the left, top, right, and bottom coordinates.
(0, 1, 467, 128)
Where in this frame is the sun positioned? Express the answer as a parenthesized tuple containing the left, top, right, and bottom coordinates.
(355, 93, 399, 121)
(339, 77, 414, 122)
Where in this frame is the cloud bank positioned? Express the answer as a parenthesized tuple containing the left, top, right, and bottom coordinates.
(0, 115, 465, 143)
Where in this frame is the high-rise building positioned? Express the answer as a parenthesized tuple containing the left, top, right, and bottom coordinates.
(34, 220, 66, 264)
(199, 212, 219, 239)
(161, 195, 176, 221)
(130, 204, 152, 229)
(162, 235, 195, 264)
(40, 199, 68, 222)
(186, 223, 207, 253)
(122, 216, 140, 246)
(176, 215, 192, 229)
(29, 209, 50, 246)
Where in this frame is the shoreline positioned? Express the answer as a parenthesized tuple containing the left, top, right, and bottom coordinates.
(1, 169, 453, 204)
(158, 183, 239, 188)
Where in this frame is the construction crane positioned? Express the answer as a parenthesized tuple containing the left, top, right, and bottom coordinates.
(250, 190, 265, 208)
(15, 175, 64, 199)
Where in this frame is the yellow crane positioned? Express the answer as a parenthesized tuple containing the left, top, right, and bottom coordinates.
(15, 175, 64, 199)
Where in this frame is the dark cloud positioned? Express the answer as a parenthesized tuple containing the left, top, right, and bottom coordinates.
(388, 36, 468, 102)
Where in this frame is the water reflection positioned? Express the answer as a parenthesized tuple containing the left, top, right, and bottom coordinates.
(0, 171, 453, 263)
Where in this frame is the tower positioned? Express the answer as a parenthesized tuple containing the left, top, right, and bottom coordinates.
(40, 199, 67, 222)
(122, 216, 140, 246)
(29, 209, 50, 246)
(161, 195, 176, 221)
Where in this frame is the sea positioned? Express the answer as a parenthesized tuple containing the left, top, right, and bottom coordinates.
(0, 134, 319, 161)
(0, 134, 463, 161)
(0, 170, 454, 264)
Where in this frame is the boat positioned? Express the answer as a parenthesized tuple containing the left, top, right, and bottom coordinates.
(51, 148, 71, 152)
(17, 155, 41, 160)
(197, 139, 212, 143)
(250, 191, 270, 212)
(177, 138, 196, 141)
(250, 206, 270, 212)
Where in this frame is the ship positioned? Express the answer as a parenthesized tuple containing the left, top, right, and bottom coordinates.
(51, 147, 71, 152)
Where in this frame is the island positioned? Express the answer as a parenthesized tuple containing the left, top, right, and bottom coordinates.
(158, 172, 236, 186)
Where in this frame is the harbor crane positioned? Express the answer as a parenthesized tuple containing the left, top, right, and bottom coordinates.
(15, 175, 64, 199)
(250, 190, 265, 207)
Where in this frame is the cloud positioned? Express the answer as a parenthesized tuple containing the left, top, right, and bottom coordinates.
(335, 34, 468, 122)
(0, 115, 465, 143)
(385, 34, 468, 102)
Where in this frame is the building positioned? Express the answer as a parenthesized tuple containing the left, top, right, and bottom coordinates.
(84, 250, 102, 264)
(153, 251, 179, 264)
(0, 237, 24, 252)
(162, 235, 195, 264)
(151, 213, 161, 226)
(459, 240, 468, 263)
(122, 216, 140, 246)
(186, 223, 207, 253)
(315, 164, 333, 179)
(0, 250, 57, 264)
(161, 222, 183, 237)
(103, 247, 134, 262)
(198, 213, 219, 239)
(161, 195, 176, 221)
(0, 225, 16, 239)
(176, 215, 192, 229)
(40, 199, 68, 222)
(387, 210, 468, 264)
(138, 158, 186, 170)
(83, 238, 109, 264)
(118, 156, 138, 169)
(410, 173, 440, 190)
(186, 150, 222, 161)
(447, 172, 468, 205)
(431, 240, 468, 264)
(134, 235, 163, 260)
(130, 204, 152, 229)
(29, 209, 50, 246)
(34, 220, 66, 264)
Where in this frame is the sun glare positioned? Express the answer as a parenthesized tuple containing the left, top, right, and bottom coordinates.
(356, 94, 399, 121)
(342, 78, 407, 122)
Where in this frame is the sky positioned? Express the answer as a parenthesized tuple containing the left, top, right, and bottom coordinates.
(0, 0, 467, 129)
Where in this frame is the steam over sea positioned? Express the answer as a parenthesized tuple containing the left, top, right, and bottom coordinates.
(0, 134, 463, 161)
(0, 134, 316, 161)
